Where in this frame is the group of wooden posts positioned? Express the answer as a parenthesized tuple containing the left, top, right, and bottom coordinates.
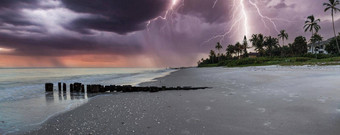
(45, 82, 210, 93)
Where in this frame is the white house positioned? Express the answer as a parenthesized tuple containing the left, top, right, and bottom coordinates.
(307, 38, 333, 54)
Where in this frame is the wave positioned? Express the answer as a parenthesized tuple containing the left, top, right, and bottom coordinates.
(0, 68, 174, 102)
(0, 68, 176, 135)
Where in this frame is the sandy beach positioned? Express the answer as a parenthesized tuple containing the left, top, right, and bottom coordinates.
(25, 66, 340, 135)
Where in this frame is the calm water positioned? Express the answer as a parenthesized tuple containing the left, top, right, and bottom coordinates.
(0, 68, 175, 134)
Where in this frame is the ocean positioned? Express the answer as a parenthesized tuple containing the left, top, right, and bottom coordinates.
(0, 68, 175, 134)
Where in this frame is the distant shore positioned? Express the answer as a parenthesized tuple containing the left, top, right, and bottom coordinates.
(26, 66, 340, 135)
(199, 56, 340, 67)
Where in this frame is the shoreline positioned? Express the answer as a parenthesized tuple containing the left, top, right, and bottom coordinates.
(23, 68, 184, 135)
(25, 66, 340, 135)
(1, 68, 176, 135)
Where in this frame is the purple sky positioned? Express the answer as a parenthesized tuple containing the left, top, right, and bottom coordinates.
(0, 0, 339, 67)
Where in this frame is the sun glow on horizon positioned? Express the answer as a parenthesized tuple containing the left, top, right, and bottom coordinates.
(0, 47, 14, 53)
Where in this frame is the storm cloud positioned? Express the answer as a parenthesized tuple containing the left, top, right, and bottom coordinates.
(61, 0, 172, 34)
(0, 0, 339, 67)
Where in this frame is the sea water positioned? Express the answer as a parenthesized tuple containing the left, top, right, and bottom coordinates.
(0, 68, 175, 134)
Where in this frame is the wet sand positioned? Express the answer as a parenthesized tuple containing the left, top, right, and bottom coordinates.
(26, 66, 340, 135)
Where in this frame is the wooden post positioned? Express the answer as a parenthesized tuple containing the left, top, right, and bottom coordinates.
(150, 87, 158, 92)
(63, 83, 66, 92)
(45, 83, 53, 92)
(183, 86, 191, 90)
(81, 85, 85, 93)
(109, 85, 115, 92)
(87, 85, 91, 93)
(99, 85, 105, 92)
(74, 82, 82, 92)
(58, 82, 61, 91)
(70, 84, 74, 92)
(93, 85, 100, 93)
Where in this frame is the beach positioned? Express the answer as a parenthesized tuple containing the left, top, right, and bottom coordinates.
(0, 68, 174, 134)
(25, 66, 340, 135)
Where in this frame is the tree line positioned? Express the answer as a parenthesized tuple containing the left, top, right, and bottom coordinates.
(198, 0, 340, 66)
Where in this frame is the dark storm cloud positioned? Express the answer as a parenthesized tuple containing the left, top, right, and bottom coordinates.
(178, 0, 232, 23)
(0, 0, 43, 34)
(0, 33, 142, 57)
(0, 0, 338, 67)
(0, 9, 38, 27)
(0, 0, 38, 8)
(61, 0, 172, 34)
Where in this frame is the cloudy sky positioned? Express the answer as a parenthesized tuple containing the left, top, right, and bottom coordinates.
(0, 0, 339, 67)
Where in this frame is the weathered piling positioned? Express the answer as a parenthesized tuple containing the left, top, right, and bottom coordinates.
(46, 82, 211, 94)
(70, 84, 74, 92)
(87, 85, 96, 93)
(81, 85, 85, 93)
(150, 86, 159, 92)
(58, 82, 61, 91)
(183, 86, 192, 90)
(74, 82, 82, 92)
(121, 85, 132, 92)
(108, 85, 115, 92)
(99, 85, 106, 93)
(45, 83, 53, 92)
(86, 85, 91, 92)
(63, 83, 66, 92)
(92, 85, 101, 93)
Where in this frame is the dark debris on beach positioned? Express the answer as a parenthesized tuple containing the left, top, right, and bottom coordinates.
(45, 82, 211, 94)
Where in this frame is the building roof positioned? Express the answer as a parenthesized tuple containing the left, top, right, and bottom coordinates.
(308, 37, 335, 47)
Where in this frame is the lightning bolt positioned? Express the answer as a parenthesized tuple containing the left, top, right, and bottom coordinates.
(202, 0, 249, 45)
(146, 0, 284, 47)
(212, 0, 219, 8)
(241, 0, 249, 37)
(248, 0, 279, 33)
(202, 0, 286, 46)
(146, 0, 183, 30)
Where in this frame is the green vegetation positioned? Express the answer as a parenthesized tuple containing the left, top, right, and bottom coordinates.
(278, 30, 288, 47)
(198, 34, 325, 67)
(324, 0, 340, 53)
(198, 34, 340, 67)
(198, 1, 340, 68)
(208, 56, 340, 67)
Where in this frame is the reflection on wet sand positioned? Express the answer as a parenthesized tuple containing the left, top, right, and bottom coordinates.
(45, 90, 89, 103)
(45, 92, 54, 104)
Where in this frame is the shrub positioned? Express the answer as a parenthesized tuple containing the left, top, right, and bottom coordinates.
(294, 57, 312, 62)
(316, 54, 332, 59)
(302, 53, 332, 59)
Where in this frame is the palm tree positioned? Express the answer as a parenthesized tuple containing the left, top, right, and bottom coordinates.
(235, 42, 242, 58)
(304, 15, 321, 53)
(215, 42, 223, 62)
(304, 15, 321, 36)
(250, 34, 265, 56)
(215, 42, 223, 55)
(243, 36, 249, 58)
(278, 30, 288, 47)
(264, 36, 279, 57)
(324, 0, 340, 53)
(226, 44, 236, 57)
(209, 50, 216, 63)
